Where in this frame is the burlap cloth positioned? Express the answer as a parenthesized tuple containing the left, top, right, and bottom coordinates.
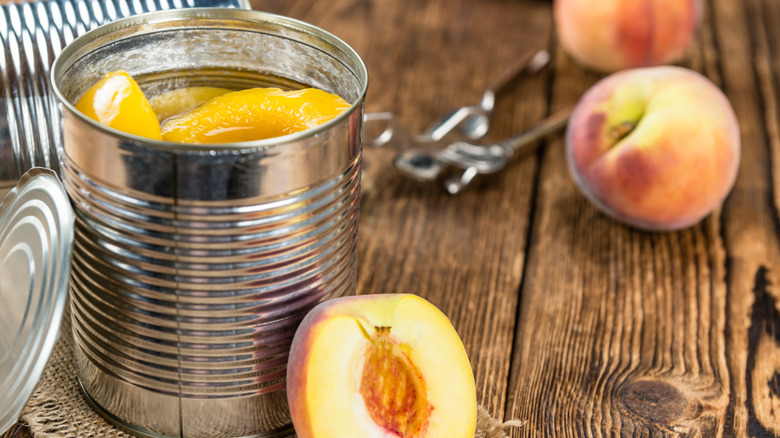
(20, 310, 523, 438)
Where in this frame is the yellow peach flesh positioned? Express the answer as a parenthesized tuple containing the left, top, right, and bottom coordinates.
(360, 328, 430, 437)
(160, 87, 351, 144)
(75, 71, 350, 144)
(287, 294, 477, 438)
(149, 86, 232, 123)
(74, 70, 162, 140)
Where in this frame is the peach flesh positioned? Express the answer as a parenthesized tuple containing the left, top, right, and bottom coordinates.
(74, 70, 162, 140)
(360, 327, 430, 437)
(286, 294, 477, 438)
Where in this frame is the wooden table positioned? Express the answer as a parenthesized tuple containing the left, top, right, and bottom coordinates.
(7, 0, 780, 436)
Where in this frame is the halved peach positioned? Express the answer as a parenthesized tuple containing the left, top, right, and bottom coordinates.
(74, 70, 162, 140)
(287, 294, 477, 438)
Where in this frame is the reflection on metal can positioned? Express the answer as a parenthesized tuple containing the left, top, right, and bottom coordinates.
(52, 8, 367, 438)
(0, 0, 249, 193)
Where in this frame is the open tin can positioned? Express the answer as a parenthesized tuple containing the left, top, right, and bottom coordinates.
(51, 8, 367, 438)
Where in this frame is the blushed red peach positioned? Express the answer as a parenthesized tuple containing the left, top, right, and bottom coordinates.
(566, 66, 740, 231)
(554, 0, 702, 73)
(287, 294, 477, 438)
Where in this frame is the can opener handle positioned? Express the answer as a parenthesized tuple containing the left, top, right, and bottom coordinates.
(362, 49, 571, 194)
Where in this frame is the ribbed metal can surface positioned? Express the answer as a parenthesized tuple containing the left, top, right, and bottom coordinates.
(51, 9, 367, 438)
(0, 0, 250, 195)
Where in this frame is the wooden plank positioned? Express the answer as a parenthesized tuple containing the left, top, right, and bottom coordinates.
(249, 0, 555, 418)
(503, 1, 749, 436)
(2, 2, 551, 437)
(717, 0, 780, 434)
(7, 0, 778, 437)
(0, 425, 31, 438)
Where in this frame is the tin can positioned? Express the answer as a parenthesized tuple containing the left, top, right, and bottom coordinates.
(51, 8, 367, 438)
(0, 0, 250, 198)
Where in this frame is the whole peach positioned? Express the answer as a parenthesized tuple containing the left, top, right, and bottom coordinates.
(554, 0, 702, 73)
(566, 66, 740, 231)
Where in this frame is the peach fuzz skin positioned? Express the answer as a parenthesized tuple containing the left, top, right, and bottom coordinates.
(566, 66, 740, 231)
(286, 294, 477, 438)
(554, 0, 701, 73)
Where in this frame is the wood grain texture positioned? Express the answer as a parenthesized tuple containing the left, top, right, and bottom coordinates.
(247, 0, 555, 419)
(506, 44, 732, 436)
(719, 0, 780, 435)
(505, 0, 780, 437)
(1, 425, 31, 438)
(5, 0, 780, 437)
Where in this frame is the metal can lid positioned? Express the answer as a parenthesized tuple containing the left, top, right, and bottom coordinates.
(0, 168, 74, 434)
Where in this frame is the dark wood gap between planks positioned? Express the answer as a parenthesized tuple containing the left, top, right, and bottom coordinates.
(502, 10, 559, 425)
(5, 1, 780, 437)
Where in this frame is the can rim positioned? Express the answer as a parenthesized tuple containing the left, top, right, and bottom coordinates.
(50, 8, 369, 153)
